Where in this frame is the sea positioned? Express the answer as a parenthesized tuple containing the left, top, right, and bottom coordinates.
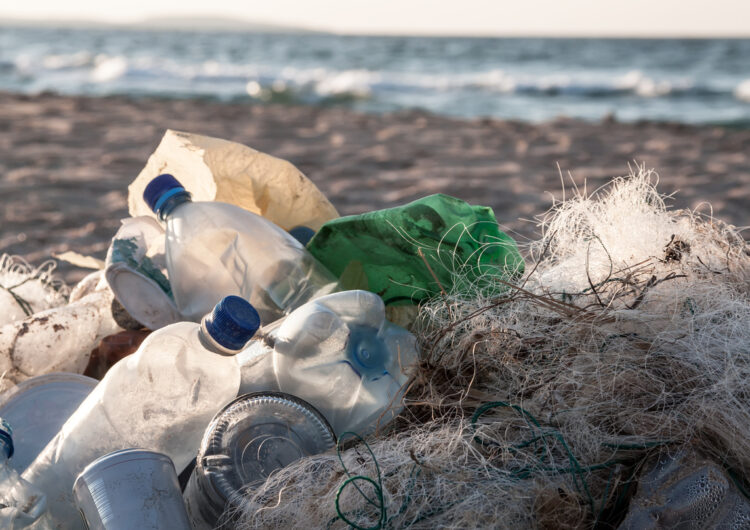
(1, 25, 750, 125)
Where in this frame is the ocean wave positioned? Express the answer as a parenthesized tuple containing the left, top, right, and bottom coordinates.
(10, 52, 733, 102)
(735, 79, 750, 103)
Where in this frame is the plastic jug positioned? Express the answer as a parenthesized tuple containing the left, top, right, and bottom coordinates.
(143, 174, 339, 324)
(22, 296, 259, 529)
(236, 290, 419, 436)
(0, 419, 48, 529)
(183, 392, 336, 529)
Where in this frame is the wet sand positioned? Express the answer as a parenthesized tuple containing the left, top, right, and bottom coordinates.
(1, 91, 748, 285)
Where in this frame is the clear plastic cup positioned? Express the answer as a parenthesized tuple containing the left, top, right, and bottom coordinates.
(73, 449, 191, 530)
(0, 373, 97, 473)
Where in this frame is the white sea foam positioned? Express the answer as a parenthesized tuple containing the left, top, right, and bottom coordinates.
(735, 79, 750, 103)
(90, 56, 128, 83)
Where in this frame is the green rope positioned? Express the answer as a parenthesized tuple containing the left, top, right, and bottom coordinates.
(470, 402, 671, 519)
(334, 432, 387, 530)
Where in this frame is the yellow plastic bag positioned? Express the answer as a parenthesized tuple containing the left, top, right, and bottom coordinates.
(128, 130, 338, 231)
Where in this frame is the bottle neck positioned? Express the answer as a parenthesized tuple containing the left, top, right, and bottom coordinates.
(0, 433, 12, 461)
(157, 192, 192, 221)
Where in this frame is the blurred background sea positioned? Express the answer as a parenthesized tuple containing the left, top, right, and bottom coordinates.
(1, 25, 750, 125)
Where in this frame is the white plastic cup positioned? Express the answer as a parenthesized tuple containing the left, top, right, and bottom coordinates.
(73, 449, 191, 530)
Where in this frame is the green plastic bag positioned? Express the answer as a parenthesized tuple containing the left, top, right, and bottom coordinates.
(307, 194, 525, 305)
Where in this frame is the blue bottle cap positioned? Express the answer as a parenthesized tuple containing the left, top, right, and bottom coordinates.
(288, 226, 316, 247)
(204, 296, 260, 351)
(0, 418, 14, 459)
(143, 174, 189, 214)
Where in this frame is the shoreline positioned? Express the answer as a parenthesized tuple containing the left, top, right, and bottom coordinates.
(1, 91, 748, 284)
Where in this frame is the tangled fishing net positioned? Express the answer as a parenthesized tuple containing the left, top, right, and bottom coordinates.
(0, 255, 68, 326)
(238, 169, 750, 528)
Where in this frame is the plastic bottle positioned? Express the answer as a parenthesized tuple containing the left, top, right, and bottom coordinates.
(143, 174, 339, 324)
(73, 449, 191, 530)
(22, 296, 260, 530)
(236, 290, 419, 437)
(183, 392, 336, 529)
(0, 419, 48, 529)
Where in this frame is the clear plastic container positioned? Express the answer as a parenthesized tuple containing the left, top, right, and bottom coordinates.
(73, 449, 191, 530)
(22, 296, 260, 529)
(183, 392, 335, 529)
(236, 290, 419, 436)
(0, 418, 49, 529)
(0, 373, 97, 473)
(143, 174, 339, 324)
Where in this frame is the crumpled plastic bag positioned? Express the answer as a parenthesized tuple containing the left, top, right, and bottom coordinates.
(127, 130, 339, 231)
(0, 271, 122, 393)
(307, 194, 525, 305)
(104, 217, 181, 331)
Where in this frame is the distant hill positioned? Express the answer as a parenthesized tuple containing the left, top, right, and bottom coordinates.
(132, 15, 322, 33)
(0, 15, 322, 34)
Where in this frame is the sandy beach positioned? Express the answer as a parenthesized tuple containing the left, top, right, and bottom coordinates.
(1, 90, 748, 285)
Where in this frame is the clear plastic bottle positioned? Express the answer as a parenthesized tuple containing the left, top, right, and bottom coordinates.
(143, 174, 339, 324)
(22, 296, 260, 530)
(236, 290, 419, 436)
(0, 419, 48, 529)
(183, 392, 336, 529)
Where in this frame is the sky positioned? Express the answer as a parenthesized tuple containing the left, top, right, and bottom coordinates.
(1, 0, 749, 37)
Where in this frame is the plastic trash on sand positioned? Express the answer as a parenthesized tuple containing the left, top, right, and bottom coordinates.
(306, 194, 525, 305)
(143, 174, 339, 324)
(22, 295, 259, 529)
(0, 418, 49, 529)
(128, 130, 339, 231)
(0, 255, 68, 327)
(0, 373, 97, 474)
(104, 216, 181, 330)
(619, 449, 750, 529)
(0, 271, 122, 393)
(183, 392, 335, 529)
(73, 449, 191, 530)
(237, 290, 419, 436)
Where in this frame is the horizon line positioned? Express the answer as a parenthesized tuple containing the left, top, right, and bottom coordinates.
(2, 16, 749, 40)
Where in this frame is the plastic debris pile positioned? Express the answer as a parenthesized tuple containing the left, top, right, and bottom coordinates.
(0, 130, 747, 530)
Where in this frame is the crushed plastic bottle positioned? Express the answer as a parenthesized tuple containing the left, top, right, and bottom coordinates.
(104, 216, 181, 331)
(237, 290, 419, 436)
(183, 392, 336, 529)
(0, 274, 122, 393)
(0, 419, 48, 529)
(143, 173, 339, 324)
(22, 296, 259, 529)
(73, 449, 191, 530)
